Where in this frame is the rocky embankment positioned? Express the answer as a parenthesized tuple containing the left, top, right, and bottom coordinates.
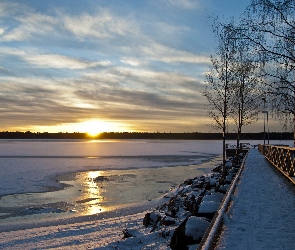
(140, 153, 246, 249)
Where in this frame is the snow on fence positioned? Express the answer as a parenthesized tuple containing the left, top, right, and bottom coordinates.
(197, 150, 249, 250)
(258, 144, 295, 185)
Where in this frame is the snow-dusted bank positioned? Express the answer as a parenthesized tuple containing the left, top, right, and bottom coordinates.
(137, 152, 245, 249)
(0, 150, 246, 249)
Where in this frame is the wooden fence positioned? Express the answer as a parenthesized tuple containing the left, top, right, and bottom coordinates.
(258, 144, 295, 184)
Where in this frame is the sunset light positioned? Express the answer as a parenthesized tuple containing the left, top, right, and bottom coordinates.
(31, 120, 131, 135)
(0, 0, 280, 133)
(0, 0, 292, 249)
(82, 120, 115, 136)
(75, 120, 130, 136)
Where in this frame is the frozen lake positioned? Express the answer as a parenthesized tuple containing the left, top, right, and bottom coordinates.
(0, 139, 290, 223)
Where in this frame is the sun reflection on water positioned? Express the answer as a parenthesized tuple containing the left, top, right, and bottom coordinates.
(80, 171, 107, 215)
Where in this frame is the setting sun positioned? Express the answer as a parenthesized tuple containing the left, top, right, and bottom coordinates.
(31, 119, 131, 135)
(83, 120, 105, 136)
(80, 120, 128, 136)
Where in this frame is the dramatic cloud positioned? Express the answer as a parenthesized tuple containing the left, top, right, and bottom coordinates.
(26, 54, 111, 69)
(62, 9, 138, 40)
(1, 13, 58, 42)
(0, 0, 269, 133)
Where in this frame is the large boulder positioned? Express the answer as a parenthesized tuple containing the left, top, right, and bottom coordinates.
(202, 192, 224, 203)
(197, 192, 224, 219)
(197, 201, 220, 219)
(170, 216, 210, 249)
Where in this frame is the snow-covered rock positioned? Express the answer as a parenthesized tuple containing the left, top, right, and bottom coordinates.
(225, 161, 232, 167)
(170, 216, 210, 249)
(202, 192, 224, 203)
(185, 216, 210, 241)
(198, 201, 220, 216)
(218, 184, 230, 193)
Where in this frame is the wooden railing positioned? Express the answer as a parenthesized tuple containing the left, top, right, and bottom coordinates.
(258, 144, 295, 184)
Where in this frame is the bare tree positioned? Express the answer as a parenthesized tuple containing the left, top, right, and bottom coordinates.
(226, 30, 263, 157)
(230, 53, 262, 159)
(204, 20, 262, 170)
(203, 22, 237, 177)
(241, 0, 295, 129)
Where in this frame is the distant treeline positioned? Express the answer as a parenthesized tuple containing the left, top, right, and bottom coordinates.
(0, 131, 292, 140)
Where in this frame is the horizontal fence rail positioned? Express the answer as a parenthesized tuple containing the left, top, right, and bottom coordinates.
(258, 144, 295, 185)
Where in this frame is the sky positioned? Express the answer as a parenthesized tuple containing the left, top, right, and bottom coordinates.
(0, 0, 284, 134)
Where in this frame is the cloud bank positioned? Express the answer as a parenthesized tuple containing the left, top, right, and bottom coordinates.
(0, 0, 266, 133)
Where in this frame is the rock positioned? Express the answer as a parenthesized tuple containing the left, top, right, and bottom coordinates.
(185, 216, 210, 241)
(225, 171, 236, 184)
(143, 212, 161, 227)
(170, 218, 191, 250)
(218, 184, 230, 194)
(212, 165, 222, 172)
(195, 192, 224, 219)
(150, 212, 161, 223)
(225, 161, 232, 168)
(199, 176, 205, 182)
(167, 197, 183, 214)
(197, 201, 220, 219)
(165, 208, 177, 218)
(161, 216, 176, 226)
(204, 181, 211, 190)
(209, 178, 218, 187)
(184, 179, 193, 185)
(122, 228, 132, 238)
(184, 195, 198, 215)
(225, 177, 232, 184)
(179, 186, 193, 196)
(170, 216, 210, 249)
(202, 192, 224, 203)
(143, 213, 151, 227)
(193, 181, 204, 188)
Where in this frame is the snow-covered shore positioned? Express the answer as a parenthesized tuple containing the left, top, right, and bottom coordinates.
(0, 153, 242, 249)
(0, 140, 225, 249)
(0, 175, 222, 249)
(1, 140, 292, 249)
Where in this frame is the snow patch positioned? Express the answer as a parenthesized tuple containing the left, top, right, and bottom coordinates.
(185, 216, 210, 241)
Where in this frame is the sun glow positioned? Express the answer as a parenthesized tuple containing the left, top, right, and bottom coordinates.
(83, 120, 105, 137)
(29, 119, 131, 136)
(79, 120, 128, 136)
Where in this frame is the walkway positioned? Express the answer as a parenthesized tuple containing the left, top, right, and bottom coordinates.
(216, 149, 295, 250)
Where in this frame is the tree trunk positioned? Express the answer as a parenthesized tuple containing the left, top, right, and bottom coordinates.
(236, 103, 242, 164)
(236, 128, 241, 165)
(222, 55, 228, 179)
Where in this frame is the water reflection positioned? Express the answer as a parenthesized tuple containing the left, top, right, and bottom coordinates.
(0, 156, 221, 222)
(79, 171, 107, 215)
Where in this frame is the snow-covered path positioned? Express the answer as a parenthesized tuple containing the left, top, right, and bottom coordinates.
(216, 149, 295, 250)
